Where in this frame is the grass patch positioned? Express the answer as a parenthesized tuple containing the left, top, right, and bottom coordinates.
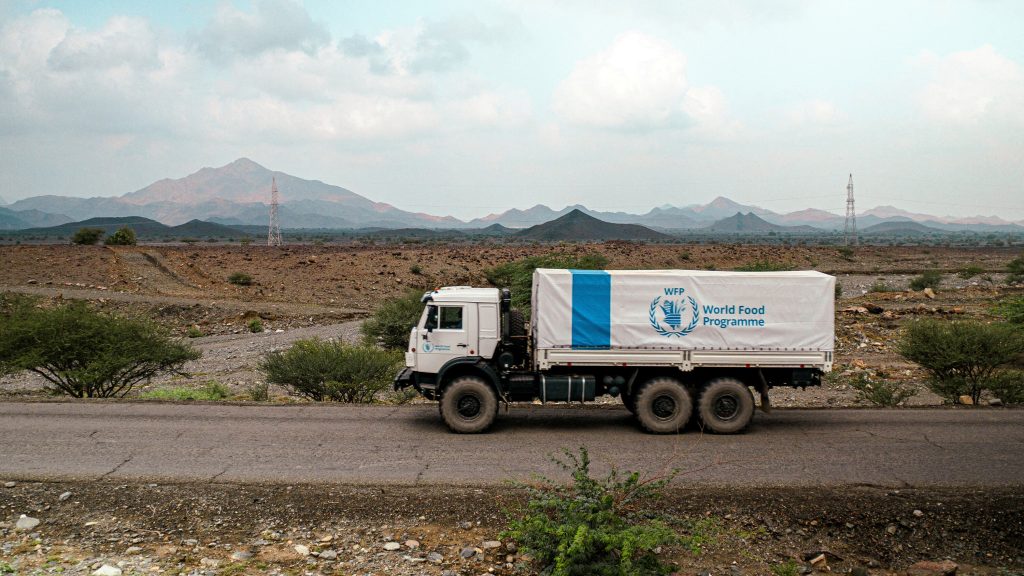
(993, 296, 1024, 324)
(869, 280, 898, 293)
(139, 381, 231, 401)
(228, 272, 254, 286)
(957, 265, 984, 279)
(247, 318, 263, 333)
(909, 270, 942, 291)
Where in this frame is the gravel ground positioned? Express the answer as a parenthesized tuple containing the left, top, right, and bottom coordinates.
(1, 481, 1021, 575)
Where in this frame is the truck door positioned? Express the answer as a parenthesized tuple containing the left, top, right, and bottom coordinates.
(417, 303, 478, 374)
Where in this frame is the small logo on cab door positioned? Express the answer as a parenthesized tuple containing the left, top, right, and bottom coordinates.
(422, 342, 434, 353)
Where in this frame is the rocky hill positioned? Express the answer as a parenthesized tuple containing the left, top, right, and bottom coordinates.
(514, 209, 672, 241)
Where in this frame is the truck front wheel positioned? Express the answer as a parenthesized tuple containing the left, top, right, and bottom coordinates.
(697, 378, 755, 434)
(635, 378, 692, 434)
(439, 376, 498, 434)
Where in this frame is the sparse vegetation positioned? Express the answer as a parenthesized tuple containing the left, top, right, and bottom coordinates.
(1008, 256, 1024, 284)
(71, 227, 104, 245)
(987, 371, 1024, 405)
(484, 252, 608, 318)
(186, 325, 203, 338)
(771, 560, 800, 576)
(0, 300, 200, 398)
(361, 289, 426, 349)
(957, 265, 984, 279)
(409, 264, 423, 275)
(733, 259, 793, 272)
(228, 272, 254, 286)
(834, 282, 842, 299)
(849, 372, 917, 407)
(869, 280, 897, 293)
(104, 226, 137, 246)
(247, 381, 270, 402)
(993, 296, 1024, 324)
(898, 319, 1024, 405)
(246, 318, 263, 333)
(837, 246, 855, 260)
(909, 270, 942, 291)
(139, 381, 230, 401)
(502, 447, 678, 576)
(259, 338, 402, 402)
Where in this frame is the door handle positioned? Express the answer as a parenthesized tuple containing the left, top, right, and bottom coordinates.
(457, 343, 468, 348)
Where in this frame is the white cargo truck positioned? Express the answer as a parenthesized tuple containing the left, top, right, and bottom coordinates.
(394, 269, 835, 434)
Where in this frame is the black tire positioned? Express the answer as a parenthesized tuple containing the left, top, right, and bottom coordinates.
(634, 377, 692, 434)
(697, 378, 755, 434)
(439, 376, 498, 434)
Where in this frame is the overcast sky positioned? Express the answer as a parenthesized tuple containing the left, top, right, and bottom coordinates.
(1, 0, 1022, 220)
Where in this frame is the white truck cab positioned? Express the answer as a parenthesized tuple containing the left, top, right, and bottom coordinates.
(406, 286, 501, 375)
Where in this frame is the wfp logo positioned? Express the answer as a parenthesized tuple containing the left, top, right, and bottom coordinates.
(422, 342, 434, 353)
(649, 288, 699, 337)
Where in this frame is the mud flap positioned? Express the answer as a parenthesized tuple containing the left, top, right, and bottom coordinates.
(756, 369, 772, 414)
(394, 368, 414, 391)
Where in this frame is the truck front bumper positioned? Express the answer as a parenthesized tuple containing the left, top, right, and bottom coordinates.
(394, 368, 415, 391)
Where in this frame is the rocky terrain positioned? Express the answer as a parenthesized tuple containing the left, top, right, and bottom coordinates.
(2, 481, 1022, 575)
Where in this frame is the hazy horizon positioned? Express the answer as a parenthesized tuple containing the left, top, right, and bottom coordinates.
(1, 0, 1022, 221)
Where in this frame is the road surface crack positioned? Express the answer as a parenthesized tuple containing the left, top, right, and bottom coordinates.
(922, 434, 946, 451)
(210, 467, 230, 482)
(100, 454, 134, 479)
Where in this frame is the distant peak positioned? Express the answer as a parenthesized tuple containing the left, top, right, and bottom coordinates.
(223, 157, 267, 171)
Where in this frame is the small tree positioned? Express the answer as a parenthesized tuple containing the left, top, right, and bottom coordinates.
(259, 338, 401, 402)
(361, 289, 426, 349)
(898, 319, 1024, 405)
(71, 227, 104, 245)
(105, 226, 137, 246)
(0, 301, 200, 397)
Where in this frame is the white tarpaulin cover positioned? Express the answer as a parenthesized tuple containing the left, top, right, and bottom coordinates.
(532, 269, 835, 351)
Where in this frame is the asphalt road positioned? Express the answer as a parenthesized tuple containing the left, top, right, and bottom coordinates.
(1, 402, 1021, 487)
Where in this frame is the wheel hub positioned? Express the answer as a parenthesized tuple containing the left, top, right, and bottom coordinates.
(713, 394, 739, 420)
(457, 394, 481, 418)
(652, 395, 677, 419)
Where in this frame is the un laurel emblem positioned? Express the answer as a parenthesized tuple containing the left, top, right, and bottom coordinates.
(649, 293, 700, 337)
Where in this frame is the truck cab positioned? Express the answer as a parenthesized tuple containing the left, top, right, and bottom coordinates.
(404, 287, 501, 376)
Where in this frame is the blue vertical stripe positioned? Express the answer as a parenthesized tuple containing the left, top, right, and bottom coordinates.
(571, 270, 611, 349)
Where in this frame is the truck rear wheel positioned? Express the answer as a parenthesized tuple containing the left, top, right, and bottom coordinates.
(439, 376, 498, 434)
(634, 378, 692, 434)
(697, 378, 754, 434)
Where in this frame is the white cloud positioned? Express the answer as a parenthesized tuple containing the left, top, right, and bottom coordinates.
(786, 99, 841, 126)
(552, 31, 729, 133)
(196, 0, 329, 61)
(918, 45, 1024, 125)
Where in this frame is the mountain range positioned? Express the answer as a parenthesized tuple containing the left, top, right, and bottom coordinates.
(2, 158, 1021, 233)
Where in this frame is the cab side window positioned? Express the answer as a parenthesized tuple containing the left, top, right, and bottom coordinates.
(439, 306, 463, 330)
(424, 305, 438, 330)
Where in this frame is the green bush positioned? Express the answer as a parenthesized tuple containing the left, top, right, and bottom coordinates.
(409, 264, 423, 275)
(502, 447, 678, 576)
(1007, 256, 1024, 284)
(992, 297, 1024, 324)
(139, 381, 230, 401)
(484, 252, 608, 318)
(72, 227, 104, 245)
(361, 289, 426, 349)
(898, 319, 1024, 405)
(186, 325, 203, 338)
(771, 561, 800, 576)
(834, 283, 843, 299)
(104, 226, 137, 246)
(849, 373, 917, 407)
(987, 370, 1024, 405)
(247, 318, 263, 333)
(733, 260, 793, 272)
(228, 272, 253, 286)
(909, 270, 942, 291)
(957, 265, 984, 279)
(0, 301, 200, 397)
(259, 338, 402, 402)
(247, 381, 270, 402)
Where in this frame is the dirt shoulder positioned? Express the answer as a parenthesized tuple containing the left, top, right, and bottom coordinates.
(1, 481, 1021, 575)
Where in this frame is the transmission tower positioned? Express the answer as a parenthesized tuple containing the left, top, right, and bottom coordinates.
(843, 173, 857, 246)
(267, 177, 282, 247)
